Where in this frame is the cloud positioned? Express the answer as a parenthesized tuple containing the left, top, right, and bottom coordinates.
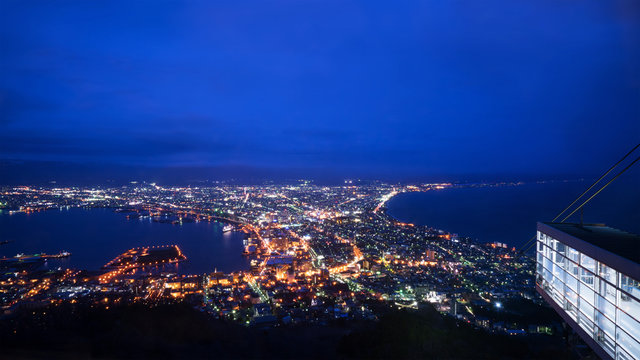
(0, 131, 235, 163)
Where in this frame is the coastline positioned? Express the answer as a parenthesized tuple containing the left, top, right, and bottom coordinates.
(382, 179, 639, 249)
(381, 182, 578, 249)
(0, 207, 250, 274)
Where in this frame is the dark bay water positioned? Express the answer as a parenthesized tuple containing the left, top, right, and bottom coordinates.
(386, 178, 640, 249)
(0, 208, 250, 274)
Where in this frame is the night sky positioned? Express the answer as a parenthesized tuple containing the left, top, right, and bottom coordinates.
(1, 0, 639, 181)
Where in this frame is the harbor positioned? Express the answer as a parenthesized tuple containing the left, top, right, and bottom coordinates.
(0, 208, 251, 274)
(0, 251, 71, 271)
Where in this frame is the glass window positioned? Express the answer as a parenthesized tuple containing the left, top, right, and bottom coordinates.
(544, 234, 551, 246)
(567, 246, 580, 263)
(617, 346, 634, 360)
(600, 279, 617, 305)
(579, 282, 596, 307)
(579, 297, 595, 322)
(555, 241, 566, 256)
(565, 286, 579, 307)
(554, 252, 566, 269)
(598, 263, 618, 285)
(578, 311, 594, 334)
(596, 294, 616, 322)
(617, 307, 640, 343)
(565, 301, 578, 321)
(543, 268, 553, 291)
(620, 275, 640, 301)
(552, 276, 564, 305)
(566, 271, 578, 292)
(566, 260, 579, 278)
(616, 327, 640, 359)
(580, 268, 596, 289)
(595, 330, 615, 358)
(552, 262, 565, 281)
(618, 290, 640, 323)
(536, 262, 543, 277)
(595, 310, 616, 338)
(580, 253, 597, 273)
(544, 256, 553, 273)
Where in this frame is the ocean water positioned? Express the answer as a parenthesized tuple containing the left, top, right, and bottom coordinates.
(386, 178, 640, 249)
(0, 208, 250, 273)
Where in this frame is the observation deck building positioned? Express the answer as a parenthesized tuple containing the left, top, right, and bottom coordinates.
(536, 222, 640, 360)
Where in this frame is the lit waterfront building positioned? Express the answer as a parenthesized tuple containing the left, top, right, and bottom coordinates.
(536, 222, 640, 360)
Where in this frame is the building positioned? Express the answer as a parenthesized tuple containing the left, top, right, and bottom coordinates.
(536, 222, 640, 360)
(425, 249, 437, 261)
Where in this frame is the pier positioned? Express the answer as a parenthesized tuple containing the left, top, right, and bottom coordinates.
(103, 245, 186, 269)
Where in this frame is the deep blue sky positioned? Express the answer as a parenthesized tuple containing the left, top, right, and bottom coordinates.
(1, 0, 639, 181)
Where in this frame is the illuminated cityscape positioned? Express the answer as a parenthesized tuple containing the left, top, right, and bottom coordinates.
(0, 181, 572, 356)
(0, 182, 535, 310)
(2, 0, 639, 358)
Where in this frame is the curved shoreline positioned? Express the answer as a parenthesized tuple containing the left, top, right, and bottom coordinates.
(380, 184, 565, 248)
(381, 188, 501, 245)
(381, 191, 449, 234)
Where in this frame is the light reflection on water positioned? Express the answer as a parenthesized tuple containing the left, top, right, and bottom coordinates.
(0, 208, 250, 274)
